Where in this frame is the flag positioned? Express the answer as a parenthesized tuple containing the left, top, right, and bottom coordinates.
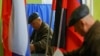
(0, 0, 4, 55)
(52, 0, 67, 56)
(52, 0, 83, 53)
(10, 0, 30, 56)
(60, 0, 67, 52)
(2, 0, 12, 56)
(52, 0, 67, 53)
(52, 0, 63, 48)
(66, 0, 84, 52)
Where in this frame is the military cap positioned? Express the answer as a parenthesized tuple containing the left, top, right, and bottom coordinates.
(28, 12, 39, 24)
(68, 5, 89, 27)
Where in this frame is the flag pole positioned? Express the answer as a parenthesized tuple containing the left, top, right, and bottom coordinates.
(53, 6, 64, 56)
(57, 8, 64, 48)
(53, 0, 66, 56)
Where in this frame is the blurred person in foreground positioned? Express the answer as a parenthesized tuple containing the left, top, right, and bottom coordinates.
(64, 5, 100, 56)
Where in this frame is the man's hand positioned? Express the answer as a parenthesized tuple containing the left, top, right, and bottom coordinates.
(30, 44, 35, 52)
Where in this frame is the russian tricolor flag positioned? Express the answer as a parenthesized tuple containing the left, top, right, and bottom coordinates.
(10, 0, 30, 56)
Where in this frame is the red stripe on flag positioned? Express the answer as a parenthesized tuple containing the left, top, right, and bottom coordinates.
(52, 0, 56, 10)
(67, 0, 80, 19)
(66, 27, 84, 52)
(2, 0, 12, 56)
(62, 0, 67, 9)
(66, 0, 84, 52)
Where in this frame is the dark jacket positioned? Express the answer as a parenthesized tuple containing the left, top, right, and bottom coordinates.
(64, 21, 100, 56)
(30, 22, 53, 55)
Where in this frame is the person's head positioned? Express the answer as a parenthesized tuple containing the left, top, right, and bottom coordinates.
(28, 12, 42, 30)
(68, 5, 95, 36)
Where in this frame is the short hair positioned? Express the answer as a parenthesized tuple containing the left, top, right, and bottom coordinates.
(28, 12, 40, 24)
(68, 5, 89, 27)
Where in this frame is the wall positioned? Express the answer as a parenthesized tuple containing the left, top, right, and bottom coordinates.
(26, 0, 52, 4)
(27, 0, 42, 4)
(0, 0, 3, 56)
(93, 0, 100, 21)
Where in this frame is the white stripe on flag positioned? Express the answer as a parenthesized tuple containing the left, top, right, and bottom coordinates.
(11, 0, 29, 55)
